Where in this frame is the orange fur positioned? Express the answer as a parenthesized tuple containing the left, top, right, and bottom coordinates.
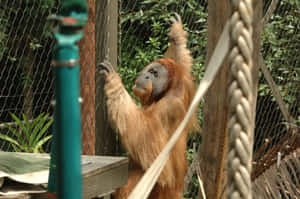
(104, 18, 198, 199)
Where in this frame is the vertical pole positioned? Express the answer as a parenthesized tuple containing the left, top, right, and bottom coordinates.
(199, 1, 229, 198)
(47, 0, 87, 198)
(95, 0, 118, 155)
(252, 1, 263, 134)
(55, 47, 82, 199)
(79, 0, 96, 155)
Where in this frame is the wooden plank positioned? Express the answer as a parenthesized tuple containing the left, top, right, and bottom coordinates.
(0, 153, 128, 199)
(82, 160, 127, 199)
(81, 155, 128, 178)
(0, 194, 30, 199)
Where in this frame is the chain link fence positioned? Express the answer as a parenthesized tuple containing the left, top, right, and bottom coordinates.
(0, 0, 299, 198)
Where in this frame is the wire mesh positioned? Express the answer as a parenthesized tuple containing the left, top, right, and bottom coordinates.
(254, 0, 299, 156)
(0, 0, 299, 198)
(251, 0, 300, 197)
(0, 0, 97, 155)
(0, 1, 59, 152)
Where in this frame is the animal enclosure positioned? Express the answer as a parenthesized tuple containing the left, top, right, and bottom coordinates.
(0, 0, 299, 198)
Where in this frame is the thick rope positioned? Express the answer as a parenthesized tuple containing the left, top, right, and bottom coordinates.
(227, 0, 254, 199)
(128, 22, 230, 199)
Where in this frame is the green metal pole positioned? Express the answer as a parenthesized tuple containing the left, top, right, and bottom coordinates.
(47, 0, 87, 198)
(55, 43, 82, 199)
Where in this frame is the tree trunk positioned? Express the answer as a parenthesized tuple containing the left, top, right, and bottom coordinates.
(23, 48, 34, 119)
(79, 0, 96, 155)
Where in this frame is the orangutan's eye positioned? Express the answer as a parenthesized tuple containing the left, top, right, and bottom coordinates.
(149, 68, 158, 77)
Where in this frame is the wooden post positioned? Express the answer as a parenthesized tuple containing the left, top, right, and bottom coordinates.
(199, 2, 261, 198)
(79, 0, 96, 155)
(95, 0, 118, 155)
(199, 1, 229, 198)
(251, 1, 262, 146)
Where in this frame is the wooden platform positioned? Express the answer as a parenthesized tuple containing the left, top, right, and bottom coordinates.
(0, 152, 128, 199)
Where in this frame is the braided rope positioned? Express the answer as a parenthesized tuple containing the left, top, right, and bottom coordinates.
(228, 0, 254, 199)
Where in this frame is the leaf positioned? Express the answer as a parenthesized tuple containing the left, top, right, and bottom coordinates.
(3, 122, 22, 141)
(33, 135, 52, 153)
(30, 114, 49, 147)
(11, 144, 21, 152)
(0, 134, 20, 146)
(20, 143, 31, 153)
(28, 113, 45, 145)
(9, 113, 27, 140)
(32, 118, 53, 147)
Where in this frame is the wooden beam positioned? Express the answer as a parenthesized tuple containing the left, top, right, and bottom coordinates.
(262, 0, 279, 27)
(258, 56, 294, 124)
(251, 0, 263, 142)
(199, 1, 229, 198)
(95, 0, 119, 155)
(258, 0, 294, 124)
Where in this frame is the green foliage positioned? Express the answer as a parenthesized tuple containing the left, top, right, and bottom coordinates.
(121, 0, 299, 127)
(261, 0, 300, 112)
(121, 0, 207, 96)
(0, 0, 59, 62)
(0, 113, 53, 153)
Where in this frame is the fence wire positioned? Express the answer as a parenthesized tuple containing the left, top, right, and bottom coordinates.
(254, 0, 299, 156)
(0, 1, 60, 152)
(0, 0, 299, 198)
(251, 0, 299, 197)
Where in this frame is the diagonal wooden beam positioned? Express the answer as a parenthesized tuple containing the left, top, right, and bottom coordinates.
(258, 55, 294, 124)
(262, 0, 279, 27)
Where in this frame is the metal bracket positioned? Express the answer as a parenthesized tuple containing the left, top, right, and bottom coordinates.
(51, 59, 80, 67)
